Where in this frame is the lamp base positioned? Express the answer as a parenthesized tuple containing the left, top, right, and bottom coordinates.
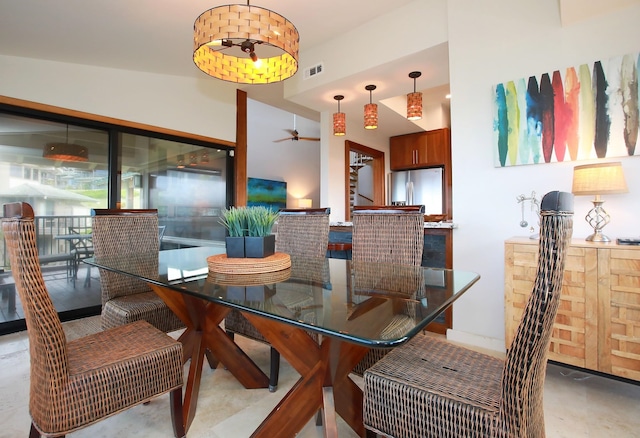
(585, 230, 611, 243)
(584, 200, 612, 243)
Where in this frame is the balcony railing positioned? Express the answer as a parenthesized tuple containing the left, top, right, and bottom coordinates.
(1, 215, 92, 269)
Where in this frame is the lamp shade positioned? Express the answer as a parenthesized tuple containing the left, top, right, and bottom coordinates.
(43, 143, 88, 162)
(407, 71, 423, 120)
(193, 4, 299, 84)
(364, 85, 377, 130)
(407, 91, 423, 120)
(333, 95, 346, 136)
(297, 198, 312, 208)
(571, 161, 628, 196)
(364, 104, 377, 129)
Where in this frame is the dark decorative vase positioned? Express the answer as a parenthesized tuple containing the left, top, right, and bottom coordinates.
(244, 234, 276, 258)
(225, 236, 245, 258)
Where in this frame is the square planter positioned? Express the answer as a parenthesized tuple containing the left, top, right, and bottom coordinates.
(225, 236, 245, 258)
(245, 234, 275, 258)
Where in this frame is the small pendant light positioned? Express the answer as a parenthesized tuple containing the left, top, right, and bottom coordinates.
(364, 85, 378, 130)
(407, 71, 423, 121)
(333, 95, 346, 136)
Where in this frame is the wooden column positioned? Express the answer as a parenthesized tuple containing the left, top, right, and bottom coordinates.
(235, 89, 248, 206)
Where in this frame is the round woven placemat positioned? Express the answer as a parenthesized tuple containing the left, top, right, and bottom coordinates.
(207, 267, 292, 286)
(207, 252, 291, 274)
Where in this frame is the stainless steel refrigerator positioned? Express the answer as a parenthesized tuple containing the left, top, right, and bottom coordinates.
(388, 167, 444, 214)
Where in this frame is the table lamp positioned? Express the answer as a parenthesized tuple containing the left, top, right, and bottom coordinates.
(571, 161, 628, 242)
(297, 198, 312, 208)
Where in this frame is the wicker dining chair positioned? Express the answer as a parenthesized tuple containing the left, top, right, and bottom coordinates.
(351, 205, 425, 376)
(363, 191, 574, 438)
(91, 209, 184, 332)
(224, 207, 331, 391)
(2, 202, 185, 438)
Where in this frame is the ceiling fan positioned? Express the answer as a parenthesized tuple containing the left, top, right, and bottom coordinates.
(273, 115, 320, 142)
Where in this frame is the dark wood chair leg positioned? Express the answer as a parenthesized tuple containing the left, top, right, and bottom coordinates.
(269, 347, 280, 392)
(222, 332, 235, 370)
(29, 423, 40, 438)
(365, 429, 377, 438)
(315, 409, 323, 426)
(170, 387, 186, 438)
(29, 423, 62, 438)
(205, 349, 218, 369)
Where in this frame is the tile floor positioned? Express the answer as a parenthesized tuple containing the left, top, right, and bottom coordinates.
(0, 317, 638, 437)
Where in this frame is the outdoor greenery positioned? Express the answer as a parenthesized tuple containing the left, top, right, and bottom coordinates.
(219, 206, 279, 237)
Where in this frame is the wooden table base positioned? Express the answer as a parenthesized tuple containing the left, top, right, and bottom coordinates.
(243, 312, 369, 438)
(148, 284, 270, 431)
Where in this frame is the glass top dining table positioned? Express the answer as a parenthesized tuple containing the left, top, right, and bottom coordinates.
(85, 246, 480, 437)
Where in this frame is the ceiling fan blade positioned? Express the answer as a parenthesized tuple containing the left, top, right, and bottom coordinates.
(273, 137, 295, 143)
(298, 136, 321, 142)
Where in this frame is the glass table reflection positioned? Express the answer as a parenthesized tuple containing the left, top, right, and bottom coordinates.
(85, 246, 479, 437)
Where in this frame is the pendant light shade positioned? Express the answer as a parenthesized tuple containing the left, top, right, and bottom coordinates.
(364, 85, 378, 130)
(176, 154, 185, 168)
(189, 150, 198, 166)
(407, 71, 423, 121)
(42, 125, 88, 162)
(193, 3, 299, 84)
(333, 95, 346, 136)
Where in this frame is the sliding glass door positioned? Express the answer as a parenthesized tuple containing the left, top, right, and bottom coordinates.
(0, 111, 232, 334)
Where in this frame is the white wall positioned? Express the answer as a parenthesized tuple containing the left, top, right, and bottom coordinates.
(3, 1, 639, 352)
(247, 99, 321, 208)
(447, 0, 640, 350)
(0, 55, 238, 143)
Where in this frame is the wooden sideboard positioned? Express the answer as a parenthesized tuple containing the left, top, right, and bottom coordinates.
(505, 237, 640, 381)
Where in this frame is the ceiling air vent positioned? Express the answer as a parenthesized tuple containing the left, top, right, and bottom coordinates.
(303, 62, 324, 80)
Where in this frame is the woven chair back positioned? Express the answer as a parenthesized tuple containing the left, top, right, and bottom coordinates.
(2, 202, 70, 420)
(275, 208, 330, 258)
(91, 209, 159, 302)
(500, 191, 574, 435)
(352, 205, 425, 266)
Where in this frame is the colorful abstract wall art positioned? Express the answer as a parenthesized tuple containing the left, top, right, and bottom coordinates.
(493, 51, 639, 167)
(247, 177, 287, 210)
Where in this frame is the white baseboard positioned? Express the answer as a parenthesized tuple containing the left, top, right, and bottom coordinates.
(446, 328, 506, 354)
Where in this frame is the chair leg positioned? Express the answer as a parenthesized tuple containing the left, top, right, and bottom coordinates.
(315, 409, 323, 426)
(29, 423, 65, 438)
(365, 429, 377, 438)
(205, 349, 219, 369)
(269, 347, 280, 392)
(29, 423, 40, 438)
(170, 387, 186, 438)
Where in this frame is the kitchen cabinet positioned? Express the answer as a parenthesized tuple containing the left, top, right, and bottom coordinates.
(389, 128, 450, 170)
(504, 237, 640, 382)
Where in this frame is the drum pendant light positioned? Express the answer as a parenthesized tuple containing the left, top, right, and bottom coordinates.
(193, 2, 299, 84)
(42, 124, 88, 162)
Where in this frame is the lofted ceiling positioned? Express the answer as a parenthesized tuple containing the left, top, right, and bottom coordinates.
(0, 0, 444, 138)
(0, 0, 635, 140)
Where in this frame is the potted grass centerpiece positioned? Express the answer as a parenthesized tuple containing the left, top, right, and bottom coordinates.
(245, 206, 279, 258)
(219, 206, 279, 258)
(219, 206, 247, 258)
